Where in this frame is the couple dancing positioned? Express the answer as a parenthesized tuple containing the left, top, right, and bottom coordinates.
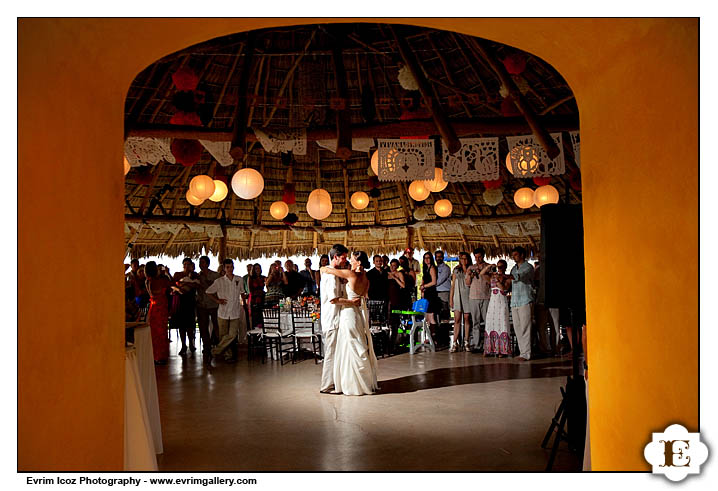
(318, 244, 379, 396)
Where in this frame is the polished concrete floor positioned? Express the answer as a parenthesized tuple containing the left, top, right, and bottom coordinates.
(155, 339, 580, 472)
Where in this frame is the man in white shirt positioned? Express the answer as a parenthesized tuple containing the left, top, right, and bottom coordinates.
(206, 259, 247, 362)
(319, 244, 349, 393)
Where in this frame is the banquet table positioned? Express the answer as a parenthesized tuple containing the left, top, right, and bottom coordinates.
(124, 346, 158, 471)
(131, 324, 163, 454)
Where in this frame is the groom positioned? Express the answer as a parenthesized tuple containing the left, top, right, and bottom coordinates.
(319, 244, 349, 393)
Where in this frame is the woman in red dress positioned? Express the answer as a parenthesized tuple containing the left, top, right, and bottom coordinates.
(145, 261, 171, 364)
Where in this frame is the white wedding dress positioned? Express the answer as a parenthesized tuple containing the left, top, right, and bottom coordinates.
(332, 283, 379, 395)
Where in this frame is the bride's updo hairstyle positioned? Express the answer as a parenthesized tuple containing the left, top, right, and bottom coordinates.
(353, 251, 371, 270)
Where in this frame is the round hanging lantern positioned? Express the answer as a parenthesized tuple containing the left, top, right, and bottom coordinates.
(270, 200, 290, 220)
(533, 176, 551, 186)
(513, 187, 535, 209)
(482, 178, 503, 190)
(123, 156, 131, 176)
(413, 206, 429, 221)
(483, 188, 504, 206)
(171, 138, 203, 166)
(350, 191, 370, 210)
(170, 111, 202, 126)
(370, 150, 379, 176)
(231, 168, 264, 199)
(186, 190, 204, 206)
(172, 66, 199, 91)
(434, 199, 453, 217)
(208, 180, 228, 202)
(306, 188, 333, 220)
(408, 180, 431, 201)
(505, 152, 514, 175)
(424, 167, 448, 192)
(512, 145, 540, 176)
(503, 53, 527, 75)
(189, 174, 216, 201)
(534, 184, 560, 207)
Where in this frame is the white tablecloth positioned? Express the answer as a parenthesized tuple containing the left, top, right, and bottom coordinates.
(133, 325, 163, 454)
(124, 347, 158, 471)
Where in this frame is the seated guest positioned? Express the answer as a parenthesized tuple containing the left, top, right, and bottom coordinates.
(282, 259, 304, 299)
(367, 255, 388, 301)
(299, 258, 318, 296)
(265, 263, 284, 306)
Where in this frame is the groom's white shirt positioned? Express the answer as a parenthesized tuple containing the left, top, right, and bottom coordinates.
(320, 267, 345, 333)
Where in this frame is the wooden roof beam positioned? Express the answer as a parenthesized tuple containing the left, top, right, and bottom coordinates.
(229, 32, 256, 161)
(391, 25, 461, 154)
(331, 31, 353, 161)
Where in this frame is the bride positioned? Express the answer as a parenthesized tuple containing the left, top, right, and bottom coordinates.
(320, 251, 379, 395)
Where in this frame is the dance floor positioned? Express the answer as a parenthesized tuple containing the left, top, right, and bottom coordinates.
(155, 341, 580, 472)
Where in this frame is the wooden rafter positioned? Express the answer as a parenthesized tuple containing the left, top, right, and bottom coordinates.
(229, 33, 256, 161)
(209, 44, 244, 125)
(425, 33, 472, 118)
(138, 161, 165, 215)
(331, 30, 352, 161)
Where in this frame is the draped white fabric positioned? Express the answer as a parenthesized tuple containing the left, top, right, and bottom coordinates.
(133, 326, 163, 454)
(124, 347, 158, 471)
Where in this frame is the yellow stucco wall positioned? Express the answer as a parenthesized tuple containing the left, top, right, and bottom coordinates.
(18, 18, 697, 470)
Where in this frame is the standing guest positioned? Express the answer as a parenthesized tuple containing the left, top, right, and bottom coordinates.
(398, 255, 416, 304)
(135, 265, 149, 308)
(510, 246, 535, 361)
(300, 258, 318, 296)
(248, 263, 265, 329)
(317, 254, 330, 297)
(434, 250, 451, 321)
(533, 254, 561, 356)
(242, 264, 253, 329)
(381, 255, 391, 273)
(387, 258, 407, 353)
(481, 260, 512, 357)
(144, 261, 171, 365)
(196, 256, 221, 361)
(403, 248, 422, 280)
(282, 259, 304, 299)
(465, 247, 492, 352)
(205, 259, 246, 363)
(449, 252, 473, 352)
(265, 263, 284, 306)
(419, 252, 441, 342)
(172, 258, 200, 356)
(366, 255, 389, 301)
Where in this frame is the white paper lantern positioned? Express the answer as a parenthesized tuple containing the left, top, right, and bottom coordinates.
(208, 180, 228, 202)
(370, 150, 379, 176)
(508, 145, 539, 176)
(434, 199, 453, 217)
(513, 187, 535, 209)
(350, 191, 370, 210)
(505, 152, 514, 175)
(270, 200, 289, 220)
(189, 174, 216, 201)
(231, 168, 264, 199)
(307, 188, 333, 220)
(408, 180, 431, 201)
(482, 188, 504, 206)
(123, 156, 131, 176)
(413, 206, 429, 221)
(424, 167, 448, 192)
(534, 184, 559, 207)
(186, 190, 204, 206)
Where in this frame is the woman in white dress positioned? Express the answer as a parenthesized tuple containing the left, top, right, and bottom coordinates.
(320, 251, 379, 395)
(480, 259, 512, 357)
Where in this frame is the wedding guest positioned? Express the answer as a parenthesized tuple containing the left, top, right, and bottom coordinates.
(398, 255, 416, 304)
(381, 255, 391, 273)
(248, 263, 265, 329)
(197, 256, 221, 360)
(282, 259, 304, 299)
(265, 263, 284, 306)
(206, 259, 246, 363)
(420, 252, 441, 341)
(449, 252, 472, 352)
(299, 258, 318, 296)
(510, 246, 535, 361)
(367, 255, 388, 301)
(533, 254, 560, 355)
(481, 260, 512, 357)
(171, 258, 200, 356)
(403, 248, 421, 280)
(387, 258, 407, 354)
(434, 250, 451, 321)
(145, 261, 171, 365)
(465, 247, 492, 352)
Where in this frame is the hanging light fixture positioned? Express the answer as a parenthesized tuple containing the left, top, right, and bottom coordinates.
(307, 188, 333, 220)
(370, 150, 379, 176)
(534, 184, 560, 207)
(505, 152, 514, 175)
(424, 167, 448, 192)
(434, 199, 453, 217)
(123, 156, 131, 176)
(483, 188, 504, 206)
(208, 180, 228, 202)
(413, 206, 429, 221)
(270, 200, 289, 220)
(408, 180, 431, 201)
(231, 168, 264, 199)
(513, 187, 535, 209)
(186, 189, 204, 206)
(350, 191, 370, 210)
(509, 145, 540, 177)
(189, 174, 216, 201)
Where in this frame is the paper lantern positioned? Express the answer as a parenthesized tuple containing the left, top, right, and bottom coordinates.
(171, 138, 203, 166)
(508, 145, 539, 176)
(189, 174, 216, 200)
(186, 190, 204, 206)
(231, 168, 264, 199)
(513, 187, 535, 209)
(306, 188, 333, 220)
(482, 178, 503, 190)
(483, 188, 504, 206)
(350, 191, 370, 210)
(282, 183, 296, 204)
(172, 66, 199, 91)
(533, 177, 551, 186)
(170, 111, 202, 126)
(370, 150, 379, 176)
(208, 180, 228, 202)
(413, 206, 429, 221)
(408, 180, 430, 201)
(503, 53, 527, 75)
(534, 184, 560, 207)
(123, 156, 131, 176)
(434, 199, 453, 217)
(270, 200, 289, 220)
(424, 167, 448, 192)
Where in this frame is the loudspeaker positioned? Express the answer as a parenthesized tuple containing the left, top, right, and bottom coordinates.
(539, 204, 585, 310)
